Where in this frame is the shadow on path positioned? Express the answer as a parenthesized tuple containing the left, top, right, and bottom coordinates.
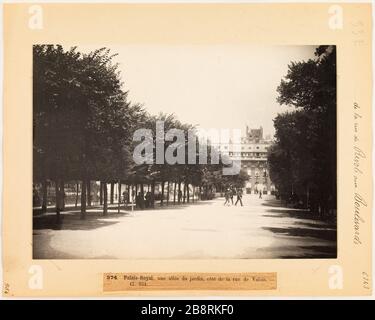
(262, 226, 337, 242)
(33, 210, 128, 231)
(33, 200, 215, 231)
(259, 197, 337, 258)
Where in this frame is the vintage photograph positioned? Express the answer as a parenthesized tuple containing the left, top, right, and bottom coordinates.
(32, 44, 337, 259)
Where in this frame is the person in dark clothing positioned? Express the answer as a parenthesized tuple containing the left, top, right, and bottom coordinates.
(224, 189, 231, 206)
(235, 188, 243, 206)
(122, 191, 128, 205)
(145, 192, 151, 208)
(230, 187, 235, 205)
(178, 190, 183, 203)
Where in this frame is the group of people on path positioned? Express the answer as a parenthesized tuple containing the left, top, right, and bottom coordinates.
(224, 187, 243, 207)
(223, 186, 266, 206)
(123, 189, 185, 209)
(122, 191, 152, 209)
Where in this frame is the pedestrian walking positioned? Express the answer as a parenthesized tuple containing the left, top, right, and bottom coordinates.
(235, 188, 243, 206)
(230, 186, 235, 205)
(224, 189, 231, 206)
(259, 190, 262, 199)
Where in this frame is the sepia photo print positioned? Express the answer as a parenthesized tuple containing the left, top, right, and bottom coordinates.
(32, 44, 337, 259)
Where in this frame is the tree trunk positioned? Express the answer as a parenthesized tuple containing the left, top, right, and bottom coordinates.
(127, 184, 130, 203)
(75, 182, 79, 208)
(55, 180, 60, 220)
(183, 182, 186, 203)
(130, 184, 134, 206)
(160, 181, 165, 206)
(173, 181, 177, 204)
(99, 181, 103, 205)
(178, 180, 181, 204)
(167, 181, 170, 205)
(151, 180, 155, 208)
(103, 182, 108, 215)
(140, 184, 145, 209)
(41, 179, 48, 213)
(186, 181, 190, 203)
(118, 181, 121, 213)
(110, 182, 114, 204)
(80, 179, 86, 219)
(192, 185, 195, 203)
(87, 180, 91, 207)
(306, 186, 310, 210)
(59, 180, 65, 211)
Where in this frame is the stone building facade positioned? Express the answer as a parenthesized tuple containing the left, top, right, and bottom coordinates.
(220, 126, 275, 194)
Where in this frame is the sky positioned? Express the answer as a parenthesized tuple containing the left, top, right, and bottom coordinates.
(80, 44, 316, 137)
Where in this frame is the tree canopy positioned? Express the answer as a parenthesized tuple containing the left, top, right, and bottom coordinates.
(33, 45, 246, 217)
(269, 45, 336, 216)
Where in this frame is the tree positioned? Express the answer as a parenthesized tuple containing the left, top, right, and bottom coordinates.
(271, 45, 336, 216)
(33, 45, 137, 218)
(34, 44, 247, 221)
(34, 45, 85, 218)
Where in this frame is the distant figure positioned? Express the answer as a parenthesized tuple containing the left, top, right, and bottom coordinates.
(33, 187, 41, 207)
(235, 188, 243, 206)
(122, 191, 128, 205)
(275, 191, 280, 200)
(131, 189, 136, 203)
(259, 191, 262, 199)
(230, 187, 235, 205)
(136, 192, 145, 209)
(140, 192, 146, 209)
(135, 192, 140, 208)
(224, 189, 231, 206)
(178, 190, 183, 203)
(145, 192, 151, 208)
